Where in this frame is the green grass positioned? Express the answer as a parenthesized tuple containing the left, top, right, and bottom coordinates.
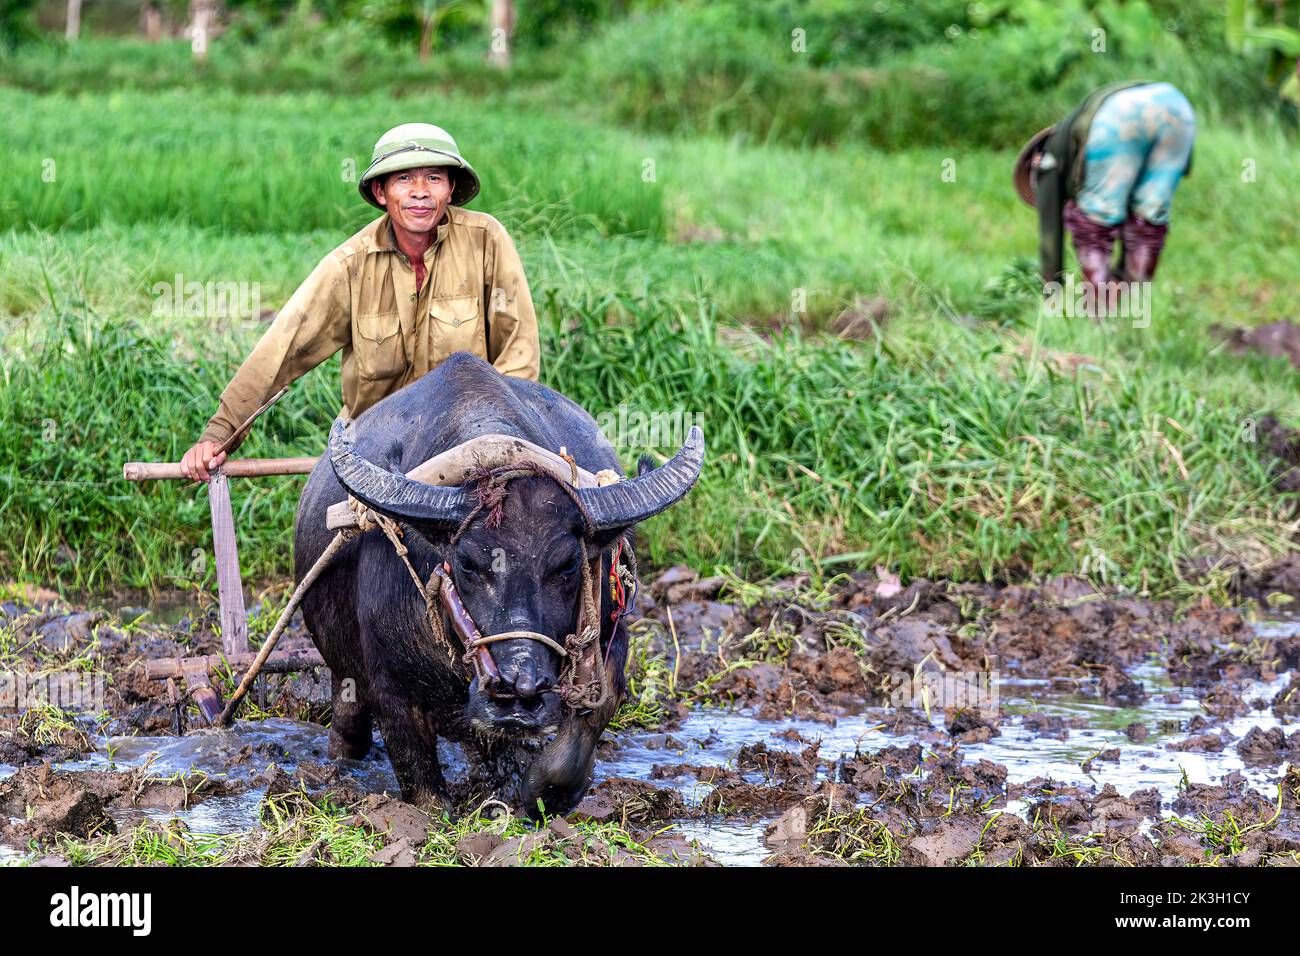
(1168, 785, 1284, 863)
(54, 787, 668, 867)
(9, 280, 1296, 595)
(0, 88, 666, 239)
(804, 806, 906, 865)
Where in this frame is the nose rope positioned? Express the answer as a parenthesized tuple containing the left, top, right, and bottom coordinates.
(221, 485, 629, 727)
(349, 462, 629, 713)
(348, 495, 465, 672)
(466, 630, 568, 657)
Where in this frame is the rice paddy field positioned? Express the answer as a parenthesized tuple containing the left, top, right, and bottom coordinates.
(2, 0, 1300, 880)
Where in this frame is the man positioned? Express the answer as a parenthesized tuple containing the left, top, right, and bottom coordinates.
(181, 123, 540, 480)
(1014, 81, 1195, 291)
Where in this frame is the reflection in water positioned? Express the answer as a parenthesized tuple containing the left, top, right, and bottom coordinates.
(599, 653, 1298, 863)
(56, 717, 400, 793)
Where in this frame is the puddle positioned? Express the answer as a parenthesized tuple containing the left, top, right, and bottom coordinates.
(57, 717, 397, 792)
(107, 791, 265, 837)
(60, 585, 281, 628)
(599, 626, 1300, 864)
(0, 844, 31, 866)
(671, 819, 770, 866)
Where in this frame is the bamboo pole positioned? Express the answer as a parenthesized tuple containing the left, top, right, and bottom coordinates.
(123, 457, 319, 481)
(146, 648, 325, 682)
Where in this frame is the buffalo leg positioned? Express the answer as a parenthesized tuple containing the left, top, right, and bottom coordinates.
(374, 702, 447, 808)
(328, 672, 373, 760)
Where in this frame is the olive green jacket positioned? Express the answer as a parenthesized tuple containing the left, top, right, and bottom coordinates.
(200, 207, 540, 449)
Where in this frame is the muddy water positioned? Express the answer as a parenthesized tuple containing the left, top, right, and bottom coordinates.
(3, 617, 1297, 867)
(599, 659, 1297, 864)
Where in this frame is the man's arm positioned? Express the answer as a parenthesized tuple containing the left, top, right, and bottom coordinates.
(184, 253, 351, 478)
(483, 220, 540, 381)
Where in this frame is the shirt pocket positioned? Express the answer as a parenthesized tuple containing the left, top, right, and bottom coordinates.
(428, 294, 485, 360)
(353, 310, 406, 381)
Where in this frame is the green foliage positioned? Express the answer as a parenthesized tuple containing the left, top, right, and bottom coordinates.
(0, 25, 525, 96)
(1226, 0, 1300, 50)
(349, 0, 487, 53)
(513, 0, 628, 49)
(563, 0, 1289, 147)
(3, 1, 1294, 146)
(1225, 0, 1300, 103)
(0, 0, 40, 50)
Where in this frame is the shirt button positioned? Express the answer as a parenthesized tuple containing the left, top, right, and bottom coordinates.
(452, 318, 462, 327)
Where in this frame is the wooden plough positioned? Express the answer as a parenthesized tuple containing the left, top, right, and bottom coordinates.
(124, 387, 324, 726)
(124, 456, 325, 726)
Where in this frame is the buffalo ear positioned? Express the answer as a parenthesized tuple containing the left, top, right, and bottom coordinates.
(587, 526, 629, 554)
(403, 518, 457, 555)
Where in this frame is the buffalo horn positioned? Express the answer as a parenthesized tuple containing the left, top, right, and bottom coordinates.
(328, 418, 476, 527)
(575, 426, 704, 530)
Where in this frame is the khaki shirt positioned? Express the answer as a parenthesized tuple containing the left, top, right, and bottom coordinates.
(200, 207, 540, 449)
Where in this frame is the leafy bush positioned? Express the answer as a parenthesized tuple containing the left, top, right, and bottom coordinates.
(562, 0, 1289, 147)
(0, 0, 40, 50)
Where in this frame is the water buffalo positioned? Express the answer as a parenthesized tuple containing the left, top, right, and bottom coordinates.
(294, 352, 703, 814)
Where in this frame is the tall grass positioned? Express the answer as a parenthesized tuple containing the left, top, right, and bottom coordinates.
(2, 287, 1295, 596)
(0, 26, 544, 96)
(562, 0, 1292, 148)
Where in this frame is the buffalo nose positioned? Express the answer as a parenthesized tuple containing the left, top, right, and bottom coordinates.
(507, 659, 540, 700)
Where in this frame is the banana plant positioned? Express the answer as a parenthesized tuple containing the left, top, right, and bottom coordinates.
(375, 0, 485, 60)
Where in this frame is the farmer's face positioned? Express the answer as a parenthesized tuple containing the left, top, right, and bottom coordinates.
(372, 166, 454, 234)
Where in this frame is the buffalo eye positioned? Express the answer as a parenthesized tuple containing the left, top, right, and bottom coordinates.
(548, 553, 582, 580)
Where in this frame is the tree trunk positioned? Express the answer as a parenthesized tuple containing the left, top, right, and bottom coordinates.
(190, 0, 211, 63)
(65, 0, 83, 41)
(487, 0, 515, 70)
(419, 15, 434, 62)
(143, 2, 162, 42)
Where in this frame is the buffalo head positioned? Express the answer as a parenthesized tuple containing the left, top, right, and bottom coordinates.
(327, 420, 704, 755)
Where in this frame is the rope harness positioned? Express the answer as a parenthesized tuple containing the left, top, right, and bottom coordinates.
(346, 461, 634, 713)
(217, 452, 635, 727)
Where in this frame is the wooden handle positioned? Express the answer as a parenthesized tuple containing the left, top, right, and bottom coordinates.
(146, 648, 326, 680)
(123, 457, 320, 481)
(215, 385, 291, 457)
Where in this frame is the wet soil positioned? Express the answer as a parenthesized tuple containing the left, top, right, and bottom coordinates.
(2, 562, 1300, 866)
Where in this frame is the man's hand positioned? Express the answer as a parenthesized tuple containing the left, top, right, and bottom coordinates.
(181, 440, 228, 482)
